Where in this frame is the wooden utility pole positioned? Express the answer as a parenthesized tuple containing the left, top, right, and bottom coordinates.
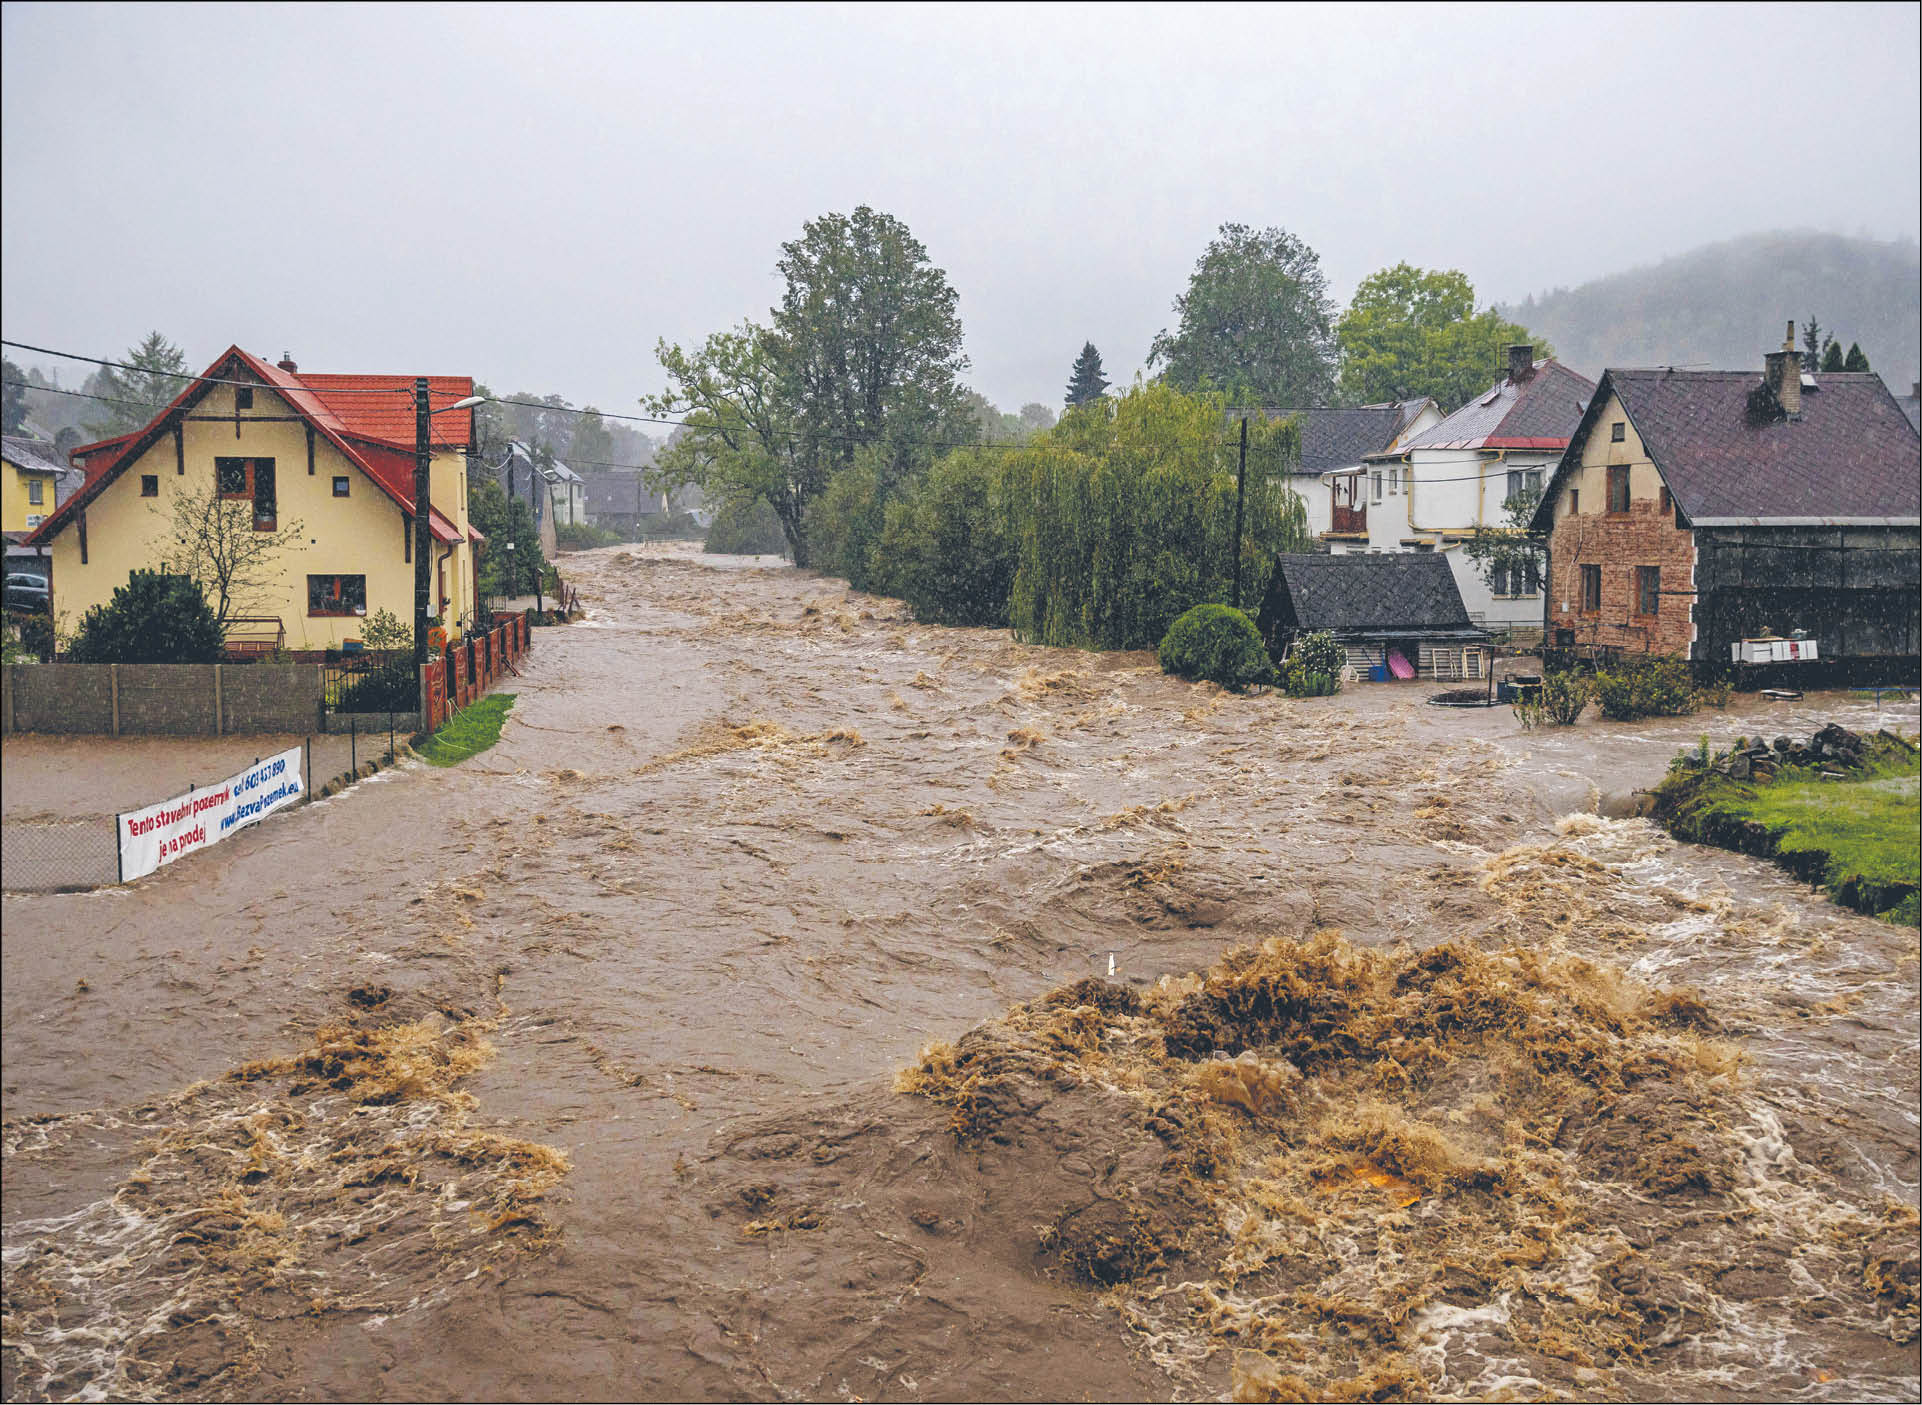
(1231, 416, 1248, 610)
(413, 377, 433, 680)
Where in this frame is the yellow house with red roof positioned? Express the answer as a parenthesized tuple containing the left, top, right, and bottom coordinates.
(26, 347, 483, 652)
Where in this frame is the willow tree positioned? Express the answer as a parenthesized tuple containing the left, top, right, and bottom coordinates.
(1003, 383, 1307, 651)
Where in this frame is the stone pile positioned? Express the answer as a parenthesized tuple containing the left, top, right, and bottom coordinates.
(1718, 722, 1914, 782)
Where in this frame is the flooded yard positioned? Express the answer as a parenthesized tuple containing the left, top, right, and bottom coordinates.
(4, 542, 1916, 1401)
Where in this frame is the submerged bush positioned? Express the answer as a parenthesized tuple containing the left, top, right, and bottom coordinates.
(1514, 668, 1591, 727)
(1595, 655, 1697, 720)
(1281, 630, 1344, 697)
(1158, 604, 1272, 690)
(705, 498, 789, 557)
(868, 449, 1013, 626)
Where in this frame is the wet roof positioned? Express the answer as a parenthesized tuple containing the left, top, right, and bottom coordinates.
(1402, 360, 1595, 451)
(1535, 368, 1921, 528)
(1269, 551, 1481, 636)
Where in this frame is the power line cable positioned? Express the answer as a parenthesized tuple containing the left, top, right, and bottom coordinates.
(9, 338, 1573, 484)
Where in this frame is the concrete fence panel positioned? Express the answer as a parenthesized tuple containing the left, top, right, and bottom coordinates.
(224, 664, 325, 733)
(5, 663, 117, 733)
(4, 662, 326, 736)
(116, 664, 220, 735)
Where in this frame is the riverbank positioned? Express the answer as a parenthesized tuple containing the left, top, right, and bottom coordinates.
(1653, 725, 1920, 924)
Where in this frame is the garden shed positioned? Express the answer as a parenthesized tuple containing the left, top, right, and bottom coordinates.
(1258, 552, 1491, 681)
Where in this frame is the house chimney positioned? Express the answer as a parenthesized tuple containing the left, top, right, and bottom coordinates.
(1764, 322, 1801, 416)
(277, 352, 298, 374)
(1507, 344, 1535, 383)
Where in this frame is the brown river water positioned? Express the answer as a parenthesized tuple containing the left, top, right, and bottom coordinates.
(3, 541, 1917, 1402)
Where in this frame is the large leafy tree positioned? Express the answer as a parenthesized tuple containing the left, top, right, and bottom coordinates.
(1064, 343, 1109, 406)
(647, 324, 821, 563)
(569, 407, 613, 468)
(83, 332, 190, 438)
(1147, 224, 1337, 407)
(772, 204, 971, 481)
(652, 206, 972, 566)
(1336, 264, 1549, 409)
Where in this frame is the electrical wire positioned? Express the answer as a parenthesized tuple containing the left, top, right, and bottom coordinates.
(5, 338, 1577, 483)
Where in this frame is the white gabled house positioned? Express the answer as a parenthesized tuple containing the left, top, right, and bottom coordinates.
(1326, 345, 1594, 633)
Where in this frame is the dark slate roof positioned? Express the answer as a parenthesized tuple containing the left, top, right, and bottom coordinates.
(1533, 369, 1921, 530)
(1289, 407, 1405, 474)
(1402, 360, 1595, 451)
(1271, 552, 1480, 636)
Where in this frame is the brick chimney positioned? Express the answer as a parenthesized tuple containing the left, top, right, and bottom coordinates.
(276, 352, 298, 374)
(1763, 321, 1801, 416)
(1507, 344, 1535, 383)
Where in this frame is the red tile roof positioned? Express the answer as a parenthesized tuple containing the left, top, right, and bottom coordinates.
(300, 374, 475, 449)
(24, 346, 473, 547)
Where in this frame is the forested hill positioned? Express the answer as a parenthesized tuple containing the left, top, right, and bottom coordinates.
(1501, 231, 1920, 389)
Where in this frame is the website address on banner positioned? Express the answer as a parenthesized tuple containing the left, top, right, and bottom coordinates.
(220, 780, 300, 832)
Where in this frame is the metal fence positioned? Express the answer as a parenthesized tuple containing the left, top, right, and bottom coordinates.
(1, 817, 119, 892)
(321, 650, 414, 710)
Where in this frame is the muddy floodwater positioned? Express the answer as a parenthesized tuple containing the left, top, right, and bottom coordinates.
(4, 542, 1917, 1402)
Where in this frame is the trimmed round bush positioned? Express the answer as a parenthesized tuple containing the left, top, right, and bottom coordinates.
(1157, 604, 1271, 690)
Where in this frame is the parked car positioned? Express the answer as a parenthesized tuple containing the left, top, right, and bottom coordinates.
(5, 573, 51, 611)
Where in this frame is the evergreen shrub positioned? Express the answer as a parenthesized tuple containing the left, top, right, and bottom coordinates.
(1158, 604, 1272, 690)
(1595, 655, 1697, 720)
(67, 570, 222, 663)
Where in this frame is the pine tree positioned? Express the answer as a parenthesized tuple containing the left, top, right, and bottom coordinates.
(83, 332, 190, 437)
(1064, 342, 1109, 407)
(1843, 342, 1871, 372)
(1820, 341, 1847, 373)
(1801, 317, 1825, 371)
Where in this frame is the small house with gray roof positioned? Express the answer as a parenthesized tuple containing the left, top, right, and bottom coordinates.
(1530, 324, 1921, 676)
(1257, 551, 1490, 682)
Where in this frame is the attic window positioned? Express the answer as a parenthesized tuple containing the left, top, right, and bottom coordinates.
(1610, 422, 1625, 443)
(236, 387, 254, 411)
(333, 476, 350, 497)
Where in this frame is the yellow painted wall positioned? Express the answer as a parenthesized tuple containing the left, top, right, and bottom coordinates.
(46, 381, 475, 649)
(3, 459, 60, 534)
(1551, 390, 1668, 520)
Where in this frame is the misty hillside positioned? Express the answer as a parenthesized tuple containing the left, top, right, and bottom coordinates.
(1501, 231, 1920, 390)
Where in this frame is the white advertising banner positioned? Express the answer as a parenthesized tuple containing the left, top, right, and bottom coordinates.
(116, 746, 305, 882)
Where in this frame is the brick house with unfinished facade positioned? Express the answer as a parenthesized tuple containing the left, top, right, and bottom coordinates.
(1531, 325, 1921, 677)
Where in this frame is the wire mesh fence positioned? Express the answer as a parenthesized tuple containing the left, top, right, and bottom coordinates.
(2, 817, 120, 892)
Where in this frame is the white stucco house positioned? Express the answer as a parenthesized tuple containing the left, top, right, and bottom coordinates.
(1327, 346, 1594, 632)
(1279, 400, 1439, 540)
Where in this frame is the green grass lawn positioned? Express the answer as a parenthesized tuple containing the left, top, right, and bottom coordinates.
(1662, 749, 1919, 924)
(1740, 760, 1919, 917)
(418, 693, 516, 767)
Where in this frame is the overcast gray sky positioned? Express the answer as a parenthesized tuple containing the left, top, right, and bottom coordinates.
(4, 2, 1918, 425)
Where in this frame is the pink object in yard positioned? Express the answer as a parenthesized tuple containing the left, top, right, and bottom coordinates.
(1387, 648, 1415, 679)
